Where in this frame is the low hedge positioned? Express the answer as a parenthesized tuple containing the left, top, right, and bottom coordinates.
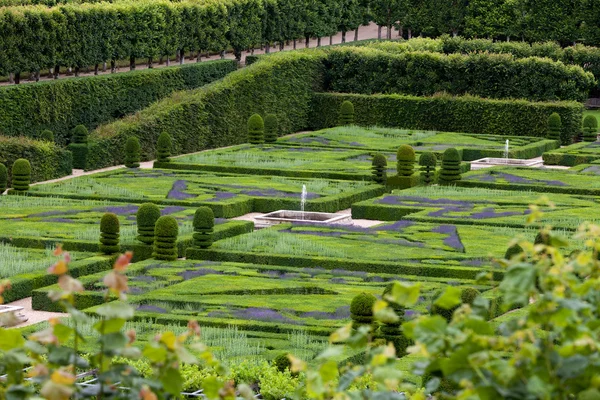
(310, 92, 583, 140)
(0, 60, 238, 145)
(542, 143, 600, 166)
(0, 136, 72, 184)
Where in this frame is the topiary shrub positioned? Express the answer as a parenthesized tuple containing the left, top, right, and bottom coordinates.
(438, 148, 461, 185)
(460, 287, 480, 305)
(371, 153, 387, 184)
(40, 130, 54, 142)
(69, 125, 89, 169)
(272, 353, 291, 373)
(247, 114, 264, 145)
(380, 282, 410, 356)
(136, 203, 161, 245)
(264, 114, 279, 143)
(124, 136, 141, 168)
(71, 125, 88, 144)
(99, 213, 120, 254)
(396, 145, 415, 177)
(547, 112, 562, 142)
(192, 207, 214, 249)
(505, 243, 524, 260)
(153, 215, 179, 261)
(419, 151, 437, 185)
(431, 287, 481, 323)
(156, 132, 172, 163)
(583, 115, 598, 142)
(0, 163, 7, 193)
(338, 100, 355, 126)
(11, 159, 31, 192)
(350, 292, 377, 329)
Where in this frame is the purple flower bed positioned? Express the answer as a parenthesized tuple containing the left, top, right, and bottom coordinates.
(331, 269, 367, 277)
(94, 205, 139, 215)
(45, 218, 75, 223)
(329, 277, 346, 284)
(432, 224, 465, 252)
(468, 172, 568, 187)
(179, 268, 223, 280)
(160, 206, 186, 215)
(167, 180, 197, 200)
(301, 306, 350, 320)
(581, 166, 600, 174)
(241, 189, 320, 199)
(375, 220, 415, 231)
(206, 192, 237, 202)
(234, 307, 297, 324)
(137, 305, 168, 314)
(470, 207, 522, 219)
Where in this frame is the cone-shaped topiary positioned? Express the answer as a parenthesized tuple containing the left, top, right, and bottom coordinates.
(505, 243, 524, 260)
(396, 145, 415, 177)
(157, 132, 172, 163)
(371, 153, 387, 184)
(40, 130, 54, 142)
(438, 148, 461, 185)
(125, 136, 141, 168)
(583, 115, 598, 142)
(12, 159, 31, 192)
(350, 292, 377, 329)
(419, 152, 437, 185)
(69, 125, 89, 169)
(154, 215, 179, 261)
(192, 207, 214, 249)
(136, 203, 161, 245)
(71, 125, 88, 144)
(338, 100, 355, 126)
(0, 163, 7, 193)
(547, 113, 562, 142)
(247, 114, 264, 144)
(264, 114, 278, 143)
(99, 213, 120, 254)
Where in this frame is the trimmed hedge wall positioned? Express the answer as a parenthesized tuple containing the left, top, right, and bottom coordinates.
(310, 92, 583, 140)
(0, 60, 237, 145)
(0, 136, 72, 184)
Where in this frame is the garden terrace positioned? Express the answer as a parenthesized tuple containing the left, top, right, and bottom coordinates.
(543, 141, 600, 166)
(26, 169, 384, 217)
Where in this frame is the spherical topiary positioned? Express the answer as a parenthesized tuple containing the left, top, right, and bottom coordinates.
(396, 145, 416, 177)
(583, 115, 598, 142)
(40, 129, 54, 142)
(247, 114, 264, 145)
(460, 287, 480, 305)
(11, 159, 31, 192)
(438, 148, 461, 185)
(0, 163, 7, 193)
(156, 132, 172, 163)
(273, 353, 291, 373)
(192, 207, 214, 249)
(124, 136, 141, 168)
(547, 113, 562, 142)
(71, 125, 88, 144)
(419, 151, 437, 185)
(371, 153, 387, 184)
(136, 203, 161, 245)
(264, 114, 278, 143)
(99, 213, 120, 254)
(505, 243, 524, 260)
(338, 101, 355, 126)
(350, 292, 377, 328)
(153, 215, 179, 261)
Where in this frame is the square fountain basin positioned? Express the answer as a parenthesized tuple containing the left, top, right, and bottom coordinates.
(255, 210, 351, 227)
(470, 158, 543, 169)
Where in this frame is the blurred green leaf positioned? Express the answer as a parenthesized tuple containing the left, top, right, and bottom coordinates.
(433, 286, 462, 310)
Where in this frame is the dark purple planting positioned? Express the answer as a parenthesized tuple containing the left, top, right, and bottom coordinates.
(207, 192, 237, 201)
(432, 224, 465, 252)
(471, 207, 522, 219)
(167, 180, 197, 200)
(94, 205, 139, 215)
(179, 269, 223, 280)
(234, 307, 297, 324)
(136, 305, 168, 313)
(329, 277, 347, 284)
(161, 206, 186, 215)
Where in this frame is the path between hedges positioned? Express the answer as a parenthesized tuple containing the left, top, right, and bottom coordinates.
(6, 297, 67, 328)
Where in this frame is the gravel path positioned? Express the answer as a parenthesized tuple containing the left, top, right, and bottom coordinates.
(5, 297, 67, 328)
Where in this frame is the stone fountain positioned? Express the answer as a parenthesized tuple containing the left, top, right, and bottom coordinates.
(470, 140, 543, 169)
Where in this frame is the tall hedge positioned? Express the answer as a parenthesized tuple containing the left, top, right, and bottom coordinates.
(0, 163, 6, 193)
(0, 60, 237, 144)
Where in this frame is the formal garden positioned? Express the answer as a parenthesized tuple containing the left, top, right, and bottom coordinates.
(0, 1, 600, 399)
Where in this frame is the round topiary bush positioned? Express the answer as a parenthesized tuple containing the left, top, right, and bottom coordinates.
(350, 292, 377, 328)
(264, 114, 278, 143)
(11, 159, 31, 192)
(583, 115, 598, 142)
(192, 207, 214, 249)
(153, 215, 179, 261)
(460, 287, 480, 305)
(547, 112, 562, 142)
(136, 203, 161, 245)
(272, 353, 291, 373)
(505, 243, 524, 260)
(0, 163, 7, 193)
(156, 132, 172, 163)
(419, 151, 437, 185)
(338, 100, 355, 126)
(71, 125, 88, 144)
(438, 148, 461, 185)
(125, 136, 141, 168)
(99, 213, 120, 254)
(396, 145, 415, 177)
(371, 153, 387, 184)
(247, 114, 264, 145)
(40, 129, 54, 142)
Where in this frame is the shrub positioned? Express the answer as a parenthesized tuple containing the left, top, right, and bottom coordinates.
(273, 353, 291, 373)
(124, 136, 141, 168)
(418, 151, 437, 185)
(71, 125, 88, 144)
(40, 130, 54, 142)
(431, 287, 481, 323)
(338, 100, 355, 125)
(547, 112, 562, 142)
(583, 115, 598, 142)
(438, 148, 461, 185)
(192, 207, 214, 249)
(69, 125, 89, 169)
(156, 132, 172, 163)
(264, 114, 279, 143)
(154, 215, 179, 261)
(248, 114, 265, 145)
(350, 292, 377, 328)
(0, 163, 6, 192)
(371, 153, 387, 184)
(136, 203, 161, 245)
(99, 213, 120, 254)
(505, 243, 524, 260)
(11, 158, 31, 192)
(396, 145, 415, 177)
